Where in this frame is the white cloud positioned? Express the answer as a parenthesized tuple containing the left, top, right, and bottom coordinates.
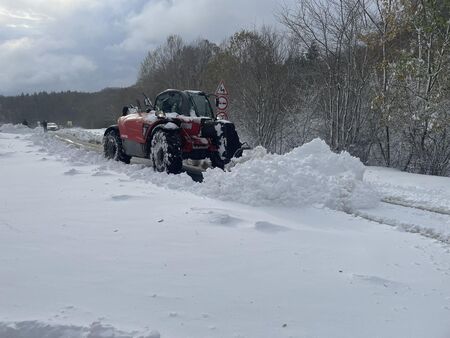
(120, 0, 287, 51)
(0, 7, 50, 22)
(0, 0, 294, 95)
(0, 36, 97, 93)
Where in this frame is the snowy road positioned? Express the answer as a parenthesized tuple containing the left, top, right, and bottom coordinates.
(362, 167, 450, 243)
(53, 127, 450, 244)
(1, 125, 450, 338)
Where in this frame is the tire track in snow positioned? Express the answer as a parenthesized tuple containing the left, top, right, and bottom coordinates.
(54, 134, 101, 152)
(352, 202, 450, 244)
(53, 132, 204, 181)
(381, 197, 450, 216)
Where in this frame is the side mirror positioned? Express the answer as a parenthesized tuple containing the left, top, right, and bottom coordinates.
(143, 93, 153, 109)
(144, 97, 153, 108)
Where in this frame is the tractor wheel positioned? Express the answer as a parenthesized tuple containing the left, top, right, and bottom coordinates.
(150, 130, 183, 174)
(103, 130, 131, 164)
(210, 152, 225, 170)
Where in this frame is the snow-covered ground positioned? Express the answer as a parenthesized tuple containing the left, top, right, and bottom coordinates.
(1, 124, 449, 338)
(57, 127, 105, 145)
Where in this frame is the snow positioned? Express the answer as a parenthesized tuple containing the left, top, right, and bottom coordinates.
(144, 111, 159, 123)
(362, 166, 450, 242)
(1, 124, 450, 338)
(163, 122, 178, 130)
(365, 166, 450, 215)
(57, 127, 105, 144)
(214, 122, 226, 159)
(202, 139, 379, 211)
(27, 126, 378, 212)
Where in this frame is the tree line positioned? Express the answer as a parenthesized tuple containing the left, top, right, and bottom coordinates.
(1, 0, 449, 176)
(0, 88, 140, 129)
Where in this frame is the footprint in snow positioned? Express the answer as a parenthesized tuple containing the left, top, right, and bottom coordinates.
(118, 178, 134, 182)
(110, 194, 141, 201)
(71, 162, 87, 167)
(208, 212, 243, 227)
(147, 331, 161, 338)
(64, 168, 83, 176)
(352, 274, 405, 289)
(0, 151, 14, 158)
(191, 207, 244, 228)
(254, 221, 291, 234)
(92, 171, 113, 177)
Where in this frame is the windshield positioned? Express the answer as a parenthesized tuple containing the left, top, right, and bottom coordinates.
(188, 92, 214, 118)
(155, 92, 183, 115)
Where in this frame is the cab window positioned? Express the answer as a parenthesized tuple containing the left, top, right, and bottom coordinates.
(155, 92, 183, 114)
(188, 92, 214, 118)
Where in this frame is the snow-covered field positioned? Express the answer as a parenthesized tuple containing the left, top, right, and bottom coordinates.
(1, 124, 449, 338)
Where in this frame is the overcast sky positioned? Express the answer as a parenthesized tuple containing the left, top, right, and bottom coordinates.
(0, 0, 294, 96)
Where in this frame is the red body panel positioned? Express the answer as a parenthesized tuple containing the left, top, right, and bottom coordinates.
(118, 112, 218, 154)
(118, 113, 146, 143)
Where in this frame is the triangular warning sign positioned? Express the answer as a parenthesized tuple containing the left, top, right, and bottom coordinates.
(215, 80, 228, 95)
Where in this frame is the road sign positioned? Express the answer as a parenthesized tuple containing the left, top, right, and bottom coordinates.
(215, 80, 229, 96)
(217, 95, 228, 111)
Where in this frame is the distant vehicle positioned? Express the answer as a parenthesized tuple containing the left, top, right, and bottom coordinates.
(47, 122, 59, 131)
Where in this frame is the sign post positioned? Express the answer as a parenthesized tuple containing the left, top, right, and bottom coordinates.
(214, 80, 229, 120)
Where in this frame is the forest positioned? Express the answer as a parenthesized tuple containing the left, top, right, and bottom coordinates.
(1, 0, 449, 176)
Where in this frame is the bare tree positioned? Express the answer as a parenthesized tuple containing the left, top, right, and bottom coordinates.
(221, 28, 291, 151)
(280, 0, 374, 157)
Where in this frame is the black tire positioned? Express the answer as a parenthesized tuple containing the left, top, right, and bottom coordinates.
(210, 152, 225, 170)
(103, 130, 131, 164)
(150, 130, 183, 174)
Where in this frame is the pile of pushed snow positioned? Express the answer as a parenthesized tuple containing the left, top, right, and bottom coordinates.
(200, 139, 379, 211)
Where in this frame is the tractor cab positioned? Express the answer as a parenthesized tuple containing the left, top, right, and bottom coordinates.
(154, 90, 214, 118)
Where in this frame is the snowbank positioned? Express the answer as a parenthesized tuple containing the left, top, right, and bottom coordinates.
(201, 139, 379, 211)
(0, 123, 34, 134)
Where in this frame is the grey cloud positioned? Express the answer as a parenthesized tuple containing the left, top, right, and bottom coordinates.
(0, 0, 292, 95)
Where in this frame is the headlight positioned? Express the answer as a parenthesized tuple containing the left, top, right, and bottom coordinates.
(155, 110, 166, 118)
